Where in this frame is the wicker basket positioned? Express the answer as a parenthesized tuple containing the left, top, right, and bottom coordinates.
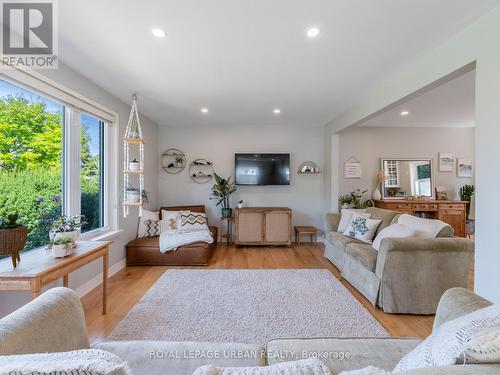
(0, 226, 28, 256)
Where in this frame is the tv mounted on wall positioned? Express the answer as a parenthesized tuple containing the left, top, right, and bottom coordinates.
(235, 153, 290, 186)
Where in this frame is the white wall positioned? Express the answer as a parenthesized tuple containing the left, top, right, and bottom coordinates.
(158, 125, 324, 237)
(338, 127, 475, 213)
(0, 63, 159, 317)
(323, 5, 500, 302)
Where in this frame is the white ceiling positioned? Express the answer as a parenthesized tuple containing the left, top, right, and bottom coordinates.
(58, 0, 499, 128)
(358, 69, 476, 128)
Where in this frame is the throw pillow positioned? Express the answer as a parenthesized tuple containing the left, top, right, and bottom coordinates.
(0, 349, 131, 375)
(180, 212, 209, 231)
(137, 209, 159, 238)
(343, 213, 382, 243)
(338, 209, 370, 233)
(193, 358, 331, 375)
(394, 304, 500, 373)
(372, 223, 416, 251)
(161, 210, 191, 230)
(340, 366, 391, 375)
(397, 214, 448, 238)
(144, 219, 161, 237)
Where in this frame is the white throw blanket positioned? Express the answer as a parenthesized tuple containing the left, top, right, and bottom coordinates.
(159, 229, 214, 253)
(397, 214, 448, 238)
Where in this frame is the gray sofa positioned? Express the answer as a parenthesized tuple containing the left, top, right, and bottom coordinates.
(1, 287, 499, 374)
(325, 207, 474, 314)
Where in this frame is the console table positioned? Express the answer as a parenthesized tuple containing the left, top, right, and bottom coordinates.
(0, 241, 111, 314)
(374, 199, 467, 237)
(235, 207, 292, 246)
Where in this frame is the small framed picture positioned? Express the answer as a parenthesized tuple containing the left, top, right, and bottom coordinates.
(438, 152, 454, 172)
(457, 158, 473, 178)
(435, 186, 448, 200)
(344, 161, 361, 179)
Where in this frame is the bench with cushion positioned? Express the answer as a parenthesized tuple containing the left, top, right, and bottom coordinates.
(126, 205, 217, 266)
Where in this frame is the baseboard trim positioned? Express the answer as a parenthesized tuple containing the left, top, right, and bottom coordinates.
(74, 258, 126, 298)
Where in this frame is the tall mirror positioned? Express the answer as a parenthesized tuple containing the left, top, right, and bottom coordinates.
(380, 159, 434, 199)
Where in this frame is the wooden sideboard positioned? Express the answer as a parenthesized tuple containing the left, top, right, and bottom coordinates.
(235, 207, 292, 246)
(373, 199, 467, 238)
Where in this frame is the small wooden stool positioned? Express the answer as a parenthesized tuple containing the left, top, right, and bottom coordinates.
(294, 226, 318, 245)
(220, 216, 233, 244)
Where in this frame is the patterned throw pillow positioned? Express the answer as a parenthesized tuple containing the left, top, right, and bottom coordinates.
(144, 219, 161, 237)
(343, 213, 382, 243)
(394, 304, 500, 372)
(180, 212, 209, 231)
(137, 209, 159, 238)
(161, 210, 190, 230)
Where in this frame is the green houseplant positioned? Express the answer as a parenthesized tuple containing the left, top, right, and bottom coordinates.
(459, 184, 475, 235)
(48, 235, 74, 258)
(50, 215, 85, 244)
(0, 213, 27, 268)
(210, 173, 237, 218)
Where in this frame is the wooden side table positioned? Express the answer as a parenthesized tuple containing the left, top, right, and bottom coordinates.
(0, 241, 111, 314)
(294, 226, 318, 245)
(220, 216, 233, 244)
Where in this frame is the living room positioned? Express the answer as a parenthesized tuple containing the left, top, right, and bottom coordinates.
(1, 1, 500, 375)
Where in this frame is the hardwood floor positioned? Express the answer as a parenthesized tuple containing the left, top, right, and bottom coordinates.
(82, 243, 468, 344)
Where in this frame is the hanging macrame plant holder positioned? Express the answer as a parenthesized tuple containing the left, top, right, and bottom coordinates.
(122, 94, 145, 218)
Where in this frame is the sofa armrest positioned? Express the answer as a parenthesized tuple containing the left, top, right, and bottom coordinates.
(325, 213, 341, 233)
(434, 288, 492, 331)
(0, 287, 90, 355)
(209, 225, 218, 243)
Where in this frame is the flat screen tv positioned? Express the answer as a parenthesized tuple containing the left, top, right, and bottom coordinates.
(235, 153, 290, 186)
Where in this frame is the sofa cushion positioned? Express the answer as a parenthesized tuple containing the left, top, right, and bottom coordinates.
(127, 226, 218, 249)
(345, 243, 378, 272)
(327, 232, 365, 250)
(366, 208, 401, 236)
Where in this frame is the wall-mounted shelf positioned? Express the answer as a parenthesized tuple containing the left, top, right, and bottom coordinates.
(297, 161, 320, 174)
(161, 148, 186, 174)
(189, 158, 214, 184)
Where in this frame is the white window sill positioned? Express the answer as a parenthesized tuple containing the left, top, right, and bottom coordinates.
(80, 229, 124, 242)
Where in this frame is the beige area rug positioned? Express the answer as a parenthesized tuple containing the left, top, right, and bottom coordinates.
(108, 269, 388, 344)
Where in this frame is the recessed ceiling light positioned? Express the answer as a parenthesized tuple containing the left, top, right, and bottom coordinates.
(151, 28, 166, 38)
(401, 111, 409, 116)
(200, 107, 209, 113)
(273, 108, 281, 114)
(306, 27, 320, 38)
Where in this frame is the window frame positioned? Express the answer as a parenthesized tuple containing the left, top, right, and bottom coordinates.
(0, 67, 119, 241)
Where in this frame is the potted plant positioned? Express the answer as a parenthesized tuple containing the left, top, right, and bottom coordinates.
(175, 156, 184, 168)
(0, 213, 27, 268)
(129, 158, 140, 171)
(459, 184, 475, 235)
(210, 173, 237, 218)
(126, 186, 141, 203)
(49, 235, 73, 258)
(338, 194, 353, 209)
(50, 215, 85, 243)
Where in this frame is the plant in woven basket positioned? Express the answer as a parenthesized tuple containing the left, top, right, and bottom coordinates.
(0, 213, 27, 268)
